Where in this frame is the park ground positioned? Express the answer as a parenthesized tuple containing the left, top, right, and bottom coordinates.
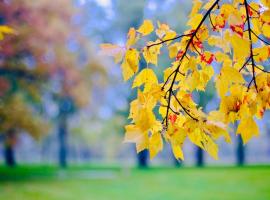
(0, 165, 269, 200)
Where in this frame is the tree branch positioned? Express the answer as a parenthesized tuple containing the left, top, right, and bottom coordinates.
(251, 29, 270, 45)
(163, 0, 219, 127)
(147, 33, 192, 49)
(172, 91, 198, 121)
(244, 0, 258, 92)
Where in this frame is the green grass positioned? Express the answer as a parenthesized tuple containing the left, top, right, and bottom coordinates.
(0, 165, 269, 200)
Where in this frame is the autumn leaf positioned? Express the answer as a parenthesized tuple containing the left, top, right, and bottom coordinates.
(124, 125, 149, 153)
(216, 66, 245, 98)
(143, 41, 162, 65)
(99, 43, 125, 64)
(237, 117, 259, 144)
(132, 68, 158, 92)
(149, 132, 163, 159)
(0, 25, 14, 40)
(137, 20, 154, 36)
(121, 48, 140, 81)
(172, 145, 184, 160)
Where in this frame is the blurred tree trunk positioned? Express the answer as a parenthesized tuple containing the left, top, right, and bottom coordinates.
(171, 150, 182, 167)
(4, 129, 16, 167)
(236, 135, 245, 166)
(173, 158, 182, 167)
(234, 122, 245, 166)
(194, 83, 215, 167)
(57, 95, 74, 168)
(196, 147, 204, 167)
(137, 149, 148, 168)
(58, 115, 68, 168)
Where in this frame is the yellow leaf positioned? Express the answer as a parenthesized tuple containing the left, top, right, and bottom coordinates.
(99, 43, 124, 63)
(124, 125, 141, 142)
(149, 132, 163, 159)
(135, 107, 156, 132)
(0, 25, 14, 41)
(121, 48, 139, 81)
(237, 117, 259, 144)
(220, 4, 234, 19)
(0, 25, 14, 34)
(262, 24, 270, 38)
(186, 70, 200, 91)
(203, 135, 219, 160)
(208, 30, 231, 53)
(124, 125, 149, 153)
(187, 14, 203, 29)
(163, 31, 177, 45)
(228, 9, 243, 26)
(188, 128, 203, 148)
(261, 0, 270, 8)
(189, 0, 203, 17)
(188, 128, 218, 159)
(262, 10, 270, 22)
(216, 66, 245, 98)
(143, 41, 161, 65)
(132, 68, 158, 92)
(223, 66, 245, 83)
(172, 145, 184, 160)
(137, 20, 154, 36)
(156, 21, 170, 38)
(205, 119, 231, 143)
(253, 46, 269, 62)
(204, 0, 218, 10)
(230, 34, 250, 61)
(168, 44, 179, 59)
(129, 91, 157, 132)
(126, 27, 138, 47)
(216, 77, 228, 98)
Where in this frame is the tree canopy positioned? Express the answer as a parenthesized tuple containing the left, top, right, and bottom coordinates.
(0, 0, 107, 138)
(101, 0, 270, 160)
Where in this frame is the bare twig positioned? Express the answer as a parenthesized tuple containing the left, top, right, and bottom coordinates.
(147, 33, 192, 49)
(244, 0, 258, 92)
(251, 30, 270, 45)
(163, 0, 220, 127)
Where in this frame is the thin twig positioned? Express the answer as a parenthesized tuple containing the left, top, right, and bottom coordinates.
(172, 91, 198, 121)
(163, 0, 220, 127)
(244, 0, 258, 92)
(251, 30, 270, 45)
(147, 33, 192, 49)
(255, 66, 270, 73)
(239, 56, 251, 72)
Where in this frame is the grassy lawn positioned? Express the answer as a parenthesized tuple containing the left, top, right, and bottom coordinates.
(0, 165, 269, 200)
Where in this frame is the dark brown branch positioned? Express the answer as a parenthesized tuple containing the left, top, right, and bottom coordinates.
(255, 65, 270, 73)
(177, 70, 185, 76)
(191, 42, 203, 56)
(247, 4, 261, 15)
(247, 77, 254, 91)
(159, 104, 180, 115)
(239, 56, 251, 72)
(169, 106, 180, 115)
(163, 0, 220, 127)
(251, 30, 270, 45)
(172, 91, 198, 121)
(161, 69, 176, 91)
(161, 59, 184, 90)
(147, 33, 192, 49)
(244, 0, 258, 92)
(209, 13, 215, 29)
